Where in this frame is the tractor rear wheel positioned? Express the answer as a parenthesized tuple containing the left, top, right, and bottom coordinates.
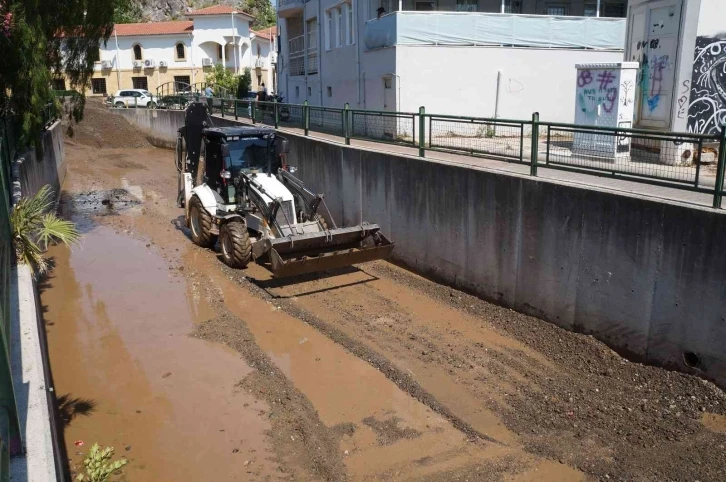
(220, 221, 252, 269)
(189, 196, 217, 248)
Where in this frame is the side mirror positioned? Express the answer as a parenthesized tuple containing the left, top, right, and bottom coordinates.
(275, 137, 290, 155)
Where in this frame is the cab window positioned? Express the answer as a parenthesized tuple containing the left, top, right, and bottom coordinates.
(225, 137, 271, 173)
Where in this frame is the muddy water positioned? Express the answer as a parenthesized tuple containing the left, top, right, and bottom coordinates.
(42, 223, 283, 481)
(185, 252, 520, 481)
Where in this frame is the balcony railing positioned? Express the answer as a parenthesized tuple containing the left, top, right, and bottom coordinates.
(289, 33, 318, 76)
(365, 12, 626, 51)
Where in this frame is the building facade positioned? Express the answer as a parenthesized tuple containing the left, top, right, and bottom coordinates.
(277, 0, 627, 123)
(60, 5, 278, 97)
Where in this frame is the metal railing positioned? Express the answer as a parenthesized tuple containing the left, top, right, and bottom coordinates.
(351, 109, 417, 147)
(200, 99, 726, 208)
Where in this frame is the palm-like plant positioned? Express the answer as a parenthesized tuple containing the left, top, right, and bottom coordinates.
(10, 184, 80, 274)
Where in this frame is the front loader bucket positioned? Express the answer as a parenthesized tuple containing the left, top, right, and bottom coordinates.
(256, 224, 394, 278)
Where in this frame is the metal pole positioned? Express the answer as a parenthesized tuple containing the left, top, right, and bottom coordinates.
(344, 103, 350, 145)
(251, 101, 256, 124)
(274, 98, 279, 129)
(596, 0, 601, 17)
(530, 112, 539, 176)
(418, 106, 425, 157)
(114, 28, 121, 90)
(221, 99, 225, 117)
(501, 0, 505, 13)
(713, 125, 726, 208)
(235, 99, 238, 120)
(303, 100, 309, 136)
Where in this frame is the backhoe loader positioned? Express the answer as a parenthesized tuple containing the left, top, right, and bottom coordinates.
(175, 102, 394, 277)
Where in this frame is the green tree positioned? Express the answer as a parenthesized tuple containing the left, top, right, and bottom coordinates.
(244, 0, 276, 30)
(237, 67, 251, 98)
(0, 0, 118, 151)
(205, 63, 239, 97)
(113, 0, 144, 23)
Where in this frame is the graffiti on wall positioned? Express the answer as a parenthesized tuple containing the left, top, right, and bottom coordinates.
(687, 37, 726, 134)
(577, 69, 619, 118)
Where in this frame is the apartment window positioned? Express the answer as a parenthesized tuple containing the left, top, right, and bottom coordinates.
(346, 2, 354, 45)
(133, 44, 142, 61)
(415, 2, 434, 11)
(91, 78, 107, 95)
(257, 74, 262, 85)
(603, 3, 625, 17)
(327, 86, 332, 97)
(456, 0, 477, 12)
(295, 86, 300, 98)
(174, 76, 191, 91)
(257, 44, 261, 57)
(307, 18, 318, 74)
(546, 5, 569, 16)
(217, 44, 223, 60)
(308, 86, 312, 96)
(52, 78, 66, 91)
(337, 7, 344, 48)
(132, 77, 148, 90)
(175, 43, 186, 60)
(584, 4, 598, 16)
(326, 10, 335, 50)
(384, 77, 392, 89)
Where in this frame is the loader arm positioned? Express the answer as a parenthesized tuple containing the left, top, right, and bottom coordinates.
(276, 169, 325, 221)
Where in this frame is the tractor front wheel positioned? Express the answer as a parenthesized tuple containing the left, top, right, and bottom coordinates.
(189, 196, 217, 248)
(220, 220, 252, 269)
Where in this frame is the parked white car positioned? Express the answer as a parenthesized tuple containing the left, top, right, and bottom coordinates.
(109, 89, 157, 108)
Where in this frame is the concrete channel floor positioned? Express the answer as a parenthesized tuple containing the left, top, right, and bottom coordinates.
(37, 103, 726, 481)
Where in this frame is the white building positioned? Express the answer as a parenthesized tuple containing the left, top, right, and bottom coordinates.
(277, 0, 628, 123)
(60, 5, 278, 97)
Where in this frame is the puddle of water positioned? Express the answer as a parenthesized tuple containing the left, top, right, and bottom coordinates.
(42, 224, 282, 481)
(508, 460, 585, 482)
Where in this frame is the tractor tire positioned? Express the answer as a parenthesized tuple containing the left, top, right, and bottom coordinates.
(314, 213, 329, 230)
(189, 196, 217, 249)
(220, 221, 252, 269)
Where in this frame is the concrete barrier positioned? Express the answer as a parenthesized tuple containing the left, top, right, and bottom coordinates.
(119, 107, 726, 387)
(9, 120, 64, 481)
(13, 121, 65, 201)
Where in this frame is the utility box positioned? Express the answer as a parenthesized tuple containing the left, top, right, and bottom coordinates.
(573, 62, 639, 159)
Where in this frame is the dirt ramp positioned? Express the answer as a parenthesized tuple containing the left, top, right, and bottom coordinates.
(62, 98, 153, 149)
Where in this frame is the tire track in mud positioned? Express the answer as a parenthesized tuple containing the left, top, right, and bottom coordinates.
(193, 308, 349, 482)
(220, 265, 506, 448)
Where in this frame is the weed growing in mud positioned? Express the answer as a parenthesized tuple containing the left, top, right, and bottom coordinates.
(10, 184, 80, 274)
(75, 443, 128, 482)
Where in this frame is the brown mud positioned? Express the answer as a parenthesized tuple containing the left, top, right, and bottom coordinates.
(41, 102, 726, 481)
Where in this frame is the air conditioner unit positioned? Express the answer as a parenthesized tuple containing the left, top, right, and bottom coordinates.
(144, 59, 155, 68)
(100, 60, 112, 69)
(133, 60, 143, 68)
(255, 58, 264, 69)
(158, 60, 168, 68)
(202, 58, 213, 67)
